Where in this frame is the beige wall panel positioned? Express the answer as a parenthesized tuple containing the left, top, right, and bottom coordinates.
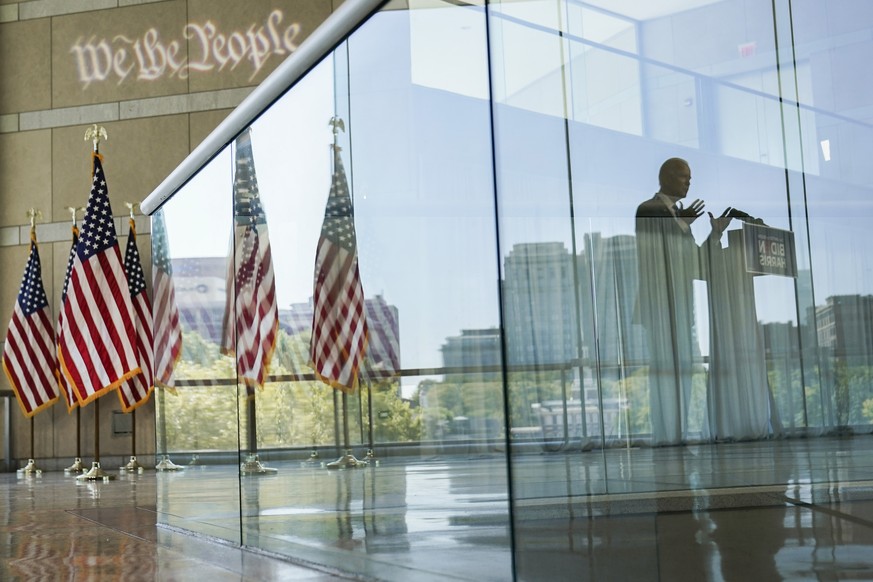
(0, 129, 52, 227)
(0, 19, 51, 114)
(50, 402, 79, 458)
(52, 114, 189, 219)
(186, 0, 332, 93)
(190, 108, 231, 150)
(10, 407, 57, 459)
(51, 1, 188, 108)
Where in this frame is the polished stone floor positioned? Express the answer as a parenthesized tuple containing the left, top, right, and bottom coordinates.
(0, 469, 351, 581)
(5, 437, 873, 580)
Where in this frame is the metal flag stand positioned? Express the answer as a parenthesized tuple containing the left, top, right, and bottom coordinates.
(323, 117, 366, 471)
(120, 408, 144, 474)
(232, 129, 275, 476)
(63, 407, 85, 474)
(77, 124, 114, 482)
(326, 391, 368, 469)
(63, 206, 86, 475)
(119, 202, 145, 474)
(77, 398, 114, 481)
(240, 393, 277, 475)
(18, 209, 45, 477)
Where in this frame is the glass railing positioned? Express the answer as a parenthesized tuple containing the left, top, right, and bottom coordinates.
(146, 1, 873, 580)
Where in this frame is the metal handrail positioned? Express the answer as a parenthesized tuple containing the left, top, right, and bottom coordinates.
(141, 0, 387, 215)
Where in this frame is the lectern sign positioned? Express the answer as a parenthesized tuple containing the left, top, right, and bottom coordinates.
(742, 223, 797, 277)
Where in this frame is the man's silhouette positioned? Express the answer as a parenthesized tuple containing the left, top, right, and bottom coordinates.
(635, 158, 729, 445)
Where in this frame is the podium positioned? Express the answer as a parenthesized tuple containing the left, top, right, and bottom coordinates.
(707, 221, 795, 441)
(731, 222, 797, 278)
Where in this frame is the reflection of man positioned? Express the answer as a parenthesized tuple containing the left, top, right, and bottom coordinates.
(635, 158, 729, 445)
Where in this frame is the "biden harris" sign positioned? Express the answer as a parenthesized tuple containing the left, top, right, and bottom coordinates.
(742, 222, 798, 278)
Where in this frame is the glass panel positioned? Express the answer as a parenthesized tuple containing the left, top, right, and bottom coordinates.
(153, 146, 240, 544)
(791, 0, 873, 431)
(149, 0, 873, 579)
(491, 1, 801, 577)
(225, 2, 511, 579)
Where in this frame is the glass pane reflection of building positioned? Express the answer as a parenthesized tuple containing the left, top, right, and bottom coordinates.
(149, 1, 873, 581)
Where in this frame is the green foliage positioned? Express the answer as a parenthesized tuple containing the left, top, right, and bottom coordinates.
(161, 328, 873, 453)
(161, 329, 421, 453)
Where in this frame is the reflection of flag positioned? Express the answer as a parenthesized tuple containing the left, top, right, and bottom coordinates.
(58, 226, 79, 412)
(2, 231, 59, 417)
(118, 220, 154, 412)
(151, 209, 182, 392)
(310, 145, 368, 393)
(58, 153, 140, 406)
(220, 131, 277, 393)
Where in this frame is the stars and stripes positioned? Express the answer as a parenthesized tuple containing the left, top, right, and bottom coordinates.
(57, 225, 79, 412)
(57, 153, 141, 406)
(310, 144, 369, 393)
(2, 231, 59, 417)
(151, 209, 182, 392)
(117, 220, 154, 412)
(220, 131, 278, 393)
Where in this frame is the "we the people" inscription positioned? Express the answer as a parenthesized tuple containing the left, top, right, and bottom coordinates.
(70, 9, 301, 88)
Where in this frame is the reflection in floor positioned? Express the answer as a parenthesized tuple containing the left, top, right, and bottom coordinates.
(4, 437, 873, 580)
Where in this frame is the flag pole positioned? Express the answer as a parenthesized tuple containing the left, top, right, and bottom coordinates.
(76, 124, 115, 482)
(324, 117, 367, 470)
(17, 210, 44, 477)
(63, 407, 85, 474)
(78, 390, 114, 481)
(120, 409, 144, 473)
(240, 392, 275, 474)
(17, 417, 41, 476)
(233, 128, 275, 476)
(64, 206, 86, 475)
(120, 203, 145, 474)
(364, 377, 375, 461)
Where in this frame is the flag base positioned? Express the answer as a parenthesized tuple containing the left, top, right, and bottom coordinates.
(155, 455, 184, 471)
(300, 449, 324, 467)
(326, 450, 369, 470)
(120, 456, 144, 473)
(64, 457, 86, 474)
(240, 454, 278, 475)
(76, 462, 115, 481)
(363, 449, 380, 467)
(17, 458, 42, 477)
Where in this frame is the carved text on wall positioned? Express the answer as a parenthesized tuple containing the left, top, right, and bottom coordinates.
(70, 10, 301, 88)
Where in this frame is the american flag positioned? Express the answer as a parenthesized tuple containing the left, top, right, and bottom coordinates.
(151, 209, 182, 392)
(220, 131, 277, 393)
(2, 231, 59, 417)
(117, 219, 154, 412)
(58, 225, 79, 412)
(57, 153, 140, 406)
(310, 144, 369, 393)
